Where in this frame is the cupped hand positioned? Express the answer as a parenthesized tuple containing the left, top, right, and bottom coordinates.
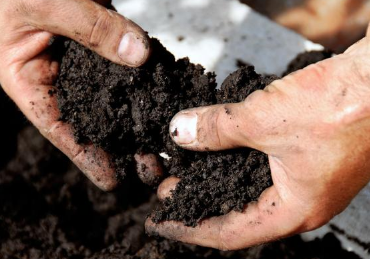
(146, 33, 370, 249)
(0, 0, 157, 191)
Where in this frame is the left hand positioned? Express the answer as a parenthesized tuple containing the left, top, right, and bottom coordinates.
(0, 0, 153, 191)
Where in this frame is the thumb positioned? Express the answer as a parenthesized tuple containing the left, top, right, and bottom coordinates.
(22, 0, 150, 67)
(170, 98, 267, 152)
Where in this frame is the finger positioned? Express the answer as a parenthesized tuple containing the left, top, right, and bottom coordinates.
(146, 186, 307, 250)
(46, 120, 117, 191)
(170, 91, 272, 152)
(19, 0, 150, 67)
(157, 176, 180, 201)
(4, 52, 117, 191)
(134, 153, 164, 186)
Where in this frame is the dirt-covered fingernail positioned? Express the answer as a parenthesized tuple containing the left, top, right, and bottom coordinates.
(118, 32, 149, 66)
(170, 112, 198, 145)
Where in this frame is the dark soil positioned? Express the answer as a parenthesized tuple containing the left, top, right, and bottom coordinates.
(55, 39, 276, 226)
(0, 94, 361, 258)
(0, 87, 25, 169)
(283, 50, 333, 75)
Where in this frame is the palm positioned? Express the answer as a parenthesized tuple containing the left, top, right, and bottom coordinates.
(0, 0, 159, 190)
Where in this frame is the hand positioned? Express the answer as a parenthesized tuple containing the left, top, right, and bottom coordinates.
(0, 0, 158, 191)
(146, 32, 370, 250)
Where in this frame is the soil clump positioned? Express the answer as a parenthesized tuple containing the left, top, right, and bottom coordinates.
(284, 50, 333, 75)
(55, 39, 275, 226)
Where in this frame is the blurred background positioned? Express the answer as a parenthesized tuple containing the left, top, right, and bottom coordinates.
(242, 0, 370, 53)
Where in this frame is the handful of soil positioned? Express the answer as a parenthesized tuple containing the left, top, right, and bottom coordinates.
(55, 38, 276, 226)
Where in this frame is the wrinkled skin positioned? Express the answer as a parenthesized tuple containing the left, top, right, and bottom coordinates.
(146, 29, 370, 250)
(0, 0, 158, 191)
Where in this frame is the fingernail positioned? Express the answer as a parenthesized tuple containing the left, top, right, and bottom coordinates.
(118, 32, 148, 66)
(170, 113, 198, 145)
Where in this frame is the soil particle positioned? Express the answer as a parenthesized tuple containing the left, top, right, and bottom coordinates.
(236, 58, 251, 68)
(171, 128, 178, 137)
(225, 107, 231, 115)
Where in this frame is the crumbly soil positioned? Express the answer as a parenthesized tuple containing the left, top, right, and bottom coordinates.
(283, 50, 333, 75)
(55, 39, 276, 226)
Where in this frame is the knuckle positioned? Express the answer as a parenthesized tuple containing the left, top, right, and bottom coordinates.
(213, 107, 224, 147)
(88, 10, 114, 48)
(242, 94, 271, 138)
(305, 61, 327, 76)
(244, 89, 265, 104)
(197, 107, 223, 148)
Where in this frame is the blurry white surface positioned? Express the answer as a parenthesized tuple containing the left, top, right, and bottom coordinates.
(113, 0, 369, 257)
(113, 0, 322, 83)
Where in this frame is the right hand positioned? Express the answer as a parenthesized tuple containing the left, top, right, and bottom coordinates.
(0, 0, 160, 191)
(146, 35, 370, 250)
